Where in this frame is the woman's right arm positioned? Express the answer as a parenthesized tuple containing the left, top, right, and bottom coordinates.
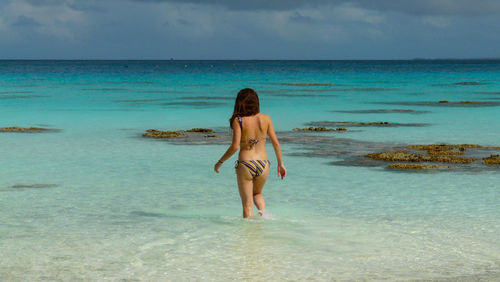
(214, 118, 241, 173)
(267, 116, 287, 179)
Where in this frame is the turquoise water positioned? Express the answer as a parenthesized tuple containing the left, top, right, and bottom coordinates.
(1, 60, 500, 280)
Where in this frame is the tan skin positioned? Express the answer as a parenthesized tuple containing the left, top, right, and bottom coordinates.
(214, 113, 286, 218)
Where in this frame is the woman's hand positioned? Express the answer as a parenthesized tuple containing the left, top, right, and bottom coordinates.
(214, 161, 222, 173)
(277, 164, 287, 179)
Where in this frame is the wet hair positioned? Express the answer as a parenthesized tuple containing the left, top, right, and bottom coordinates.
(229, 88, 260, 129)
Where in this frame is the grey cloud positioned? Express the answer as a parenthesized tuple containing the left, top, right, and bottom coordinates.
(134, 0, 500, 15)
(67, 2, 107, 12)
(1, 0, 499, 59)
(24, 0, 67, 6)
(23, 0, 106, 12)
(289, 12, 317, 24)
(12, 15, 41, 27)
(177, 18, 191, 26)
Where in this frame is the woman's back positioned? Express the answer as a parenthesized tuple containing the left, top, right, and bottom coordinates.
(238, 113, 269, 160)
(214, 88, 286, 218)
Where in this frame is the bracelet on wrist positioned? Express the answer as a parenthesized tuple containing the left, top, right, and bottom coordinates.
(217, 160, 224, 164)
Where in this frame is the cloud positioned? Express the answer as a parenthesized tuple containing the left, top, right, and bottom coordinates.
(2, 0, 87, 38)
(0, 0, 499, 59)
(11, 15, 41, 27)
(289, 12, 317, 24)
(133, 0, 500, 16)
(422, 16, 451, 28)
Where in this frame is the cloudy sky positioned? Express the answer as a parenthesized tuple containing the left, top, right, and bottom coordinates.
(1, 0, 499, 59)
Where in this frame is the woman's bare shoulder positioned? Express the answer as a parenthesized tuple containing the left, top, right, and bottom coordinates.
(258, 113, 271, 120)
(258, 113, 272, 129)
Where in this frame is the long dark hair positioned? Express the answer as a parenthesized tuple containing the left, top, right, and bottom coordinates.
(229, 88, 260, 129)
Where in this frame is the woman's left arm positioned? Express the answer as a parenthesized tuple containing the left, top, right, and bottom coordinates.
(214, 119, 241, 173)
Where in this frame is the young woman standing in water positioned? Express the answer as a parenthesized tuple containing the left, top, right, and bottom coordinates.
(214, 88, 287, 218)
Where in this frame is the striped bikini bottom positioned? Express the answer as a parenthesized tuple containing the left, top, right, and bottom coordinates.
(235, 160, 271, 178)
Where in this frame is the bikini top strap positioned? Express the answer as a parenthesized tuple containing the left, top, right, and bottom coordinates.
(237, 115, 243, 129)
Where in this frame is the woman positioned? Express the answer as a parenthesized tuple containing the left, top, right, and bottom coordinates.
(214, 88, 287, 218)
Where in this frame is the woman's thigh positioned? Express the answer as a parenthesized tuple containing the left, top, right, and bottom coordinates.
(253, 163, 270, 195)
(236, 164, 254, 203)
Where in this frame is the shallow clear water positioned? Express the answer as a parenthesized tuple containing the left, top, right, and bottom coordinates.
(1, 60, 500, 281)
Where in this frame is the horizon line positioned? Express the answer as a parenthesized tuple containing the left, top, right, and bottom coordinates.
(1, 58, 500, 61)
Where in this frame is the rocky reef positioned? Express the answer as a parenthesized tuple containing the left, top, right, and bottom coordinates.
(387, 163, 451, 170)
(483, 155, 500, 165)
(294, 126, 347, 132)
(459, 101, 490, 104)
(364, 143, 500, 170)
(0, 126, 57, 132)
(365, 150, 476, 164)
(142, 128, 216, 139)
(186, 128, 213, 133)
(142, 129, 184, 138)
(308, 121, 428, 127)
(334, 109, 427, 114)
(407, 144, 499, 155)
(454, 82, 485, 86)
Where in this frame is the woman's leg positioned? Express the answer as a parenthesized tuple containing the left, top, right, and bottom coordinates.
(236, 164, 255, 218)
(252, 163, 270, 213)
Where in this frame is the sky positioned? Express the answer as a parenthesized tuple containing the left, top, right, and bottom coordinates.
(0, 0, 499, 59)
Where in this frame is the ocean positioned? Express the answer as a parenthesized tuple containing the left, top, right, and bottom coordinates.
(1, 60, 500, 281)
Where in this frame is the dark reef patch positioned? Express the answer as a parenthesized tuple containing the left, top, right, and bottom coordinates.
(432, 82, 487, 86)
(307, 121, 429, 127)
(259, 87, 395, 94)
(483, 155, 500, 165)
(183, 83, 213, 87)
(83, 88, 128, 91)
(454, 82, 485, 86)
(177, 96, 234, 100)
(372, 101, 500, 107)
(333, 109, 429, 114)
(282, 83, 335, 86)
(260, 89, 337, 94)
(0, 91, 34, 94)
(162, 101, 227, 107)
(361, 143, 500, 170)
(142, 129, 184, 138)
(142, 90, 190, 94)
(118, 98, 165, 103)
(387, 163, 452, 170)
(130, 211, 167, 218)
(0, 126, 60, 133)
(186, 128, 213, 133)
(106, 81, 155, 85)
(265, 93, 336, 97)
(9, 184, 59, 189)
(0, 95, 46, 99)
(294, 127, 347, 132)
(26, 78, 48, 81)
(142, 128, 215, 139)
(476, 91, 500, 95)
(343, 87, 396, 92)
